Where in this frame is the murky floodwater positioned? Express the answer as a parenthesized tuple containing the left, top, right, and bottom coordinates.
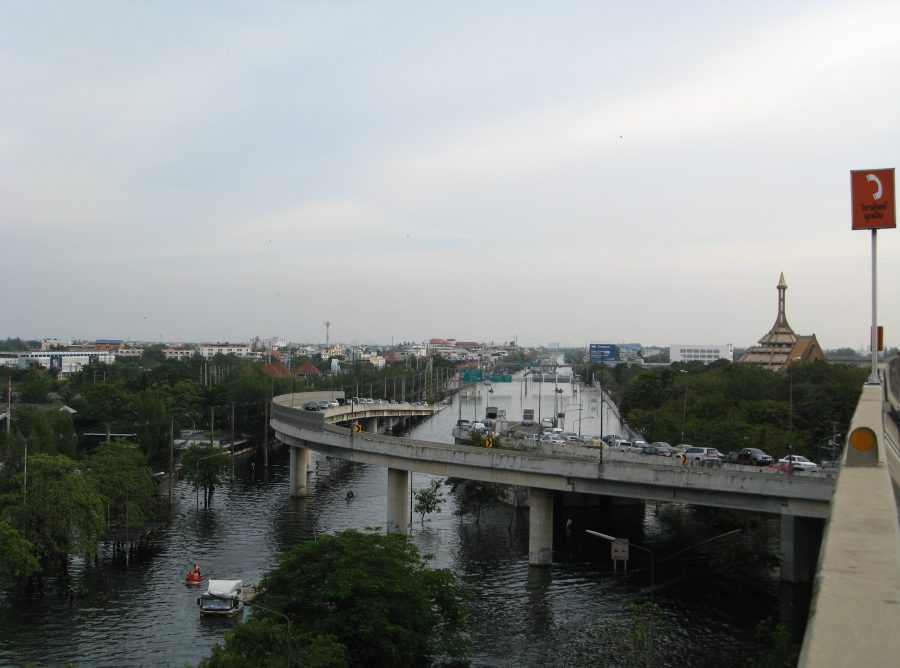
(0, 375, 804, 666)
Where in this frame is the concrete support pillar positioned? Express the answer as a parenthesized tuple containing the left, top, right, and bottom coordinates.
(387, 468, 409, 534)
(528, 487, 554, 566)
(367, 417, 379, 433)
(289, 446, 311, 498)
(780, 515, 824, 583)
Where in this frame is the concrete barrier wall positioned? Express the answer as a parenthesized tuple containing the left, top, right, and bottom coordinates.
(799, 382, 900, 666)
(271, 406, 834, 517)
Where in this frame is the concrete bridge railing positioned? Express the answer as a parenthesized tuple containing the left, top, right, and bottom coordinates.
(799, 360, 900, 667)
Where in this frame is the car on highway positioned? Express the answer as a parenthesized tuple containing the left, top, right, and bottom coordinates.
(684, 446, 724, 467)
(724, 447, 773, 466)
(775, 455, 818, 471)
(317, 400, 332, 410)
(540, 433, 565, 445)
(303, 401, 319, 411)
(632, 438, 649, 449)
(642, 444, 675, 456)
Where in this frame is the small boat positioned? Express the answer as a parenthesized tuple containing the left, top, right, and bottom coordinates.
(198, 579, 245, 617)
(184, 573, 207, 586)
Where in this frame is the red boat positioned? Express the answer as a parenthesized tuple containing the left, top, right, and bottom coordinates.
(185, 573, 207, 585)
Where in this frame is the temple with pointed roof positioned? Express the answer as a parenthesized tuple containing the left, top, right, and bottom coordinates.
(738, 273, 827, 372)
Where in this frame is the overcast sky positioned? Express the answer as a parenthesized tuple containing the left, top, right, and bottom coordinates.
(3, 1, 899, 350)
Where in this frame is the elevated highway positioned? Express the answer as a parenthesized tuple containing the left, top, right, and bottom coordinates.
(271, 392, 835, 576)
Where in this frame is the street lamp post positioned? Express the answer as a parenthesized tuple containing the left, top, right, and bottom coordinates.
(680, 369, 689, 444)
(565, 403, 583, 436)
(241, 598, 293, 666)
(788, 357, 802, 460)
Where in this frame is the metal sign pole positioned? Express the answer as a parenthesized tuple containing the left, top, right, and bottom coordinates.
(870, 229, 879, 384)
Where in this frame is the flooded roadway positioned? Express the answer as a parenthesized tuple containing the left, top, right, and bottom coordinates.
(0, 379, 804, 666)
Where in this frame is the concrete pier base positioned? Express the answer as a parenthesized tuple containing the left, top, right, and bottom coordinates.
(367, 418, 379, 433)
(780, 514, 824, 583)
(387, 468, 409, 534)
(529, 487, 554, 566)
(289, 446, 311, 497)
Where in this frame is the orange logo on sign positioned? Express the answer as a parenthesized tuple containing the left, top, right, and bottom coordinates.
(851, 168, 896, 230)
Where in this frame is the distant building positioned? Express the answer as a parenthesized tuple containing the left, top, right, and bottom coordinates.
(18, 350, 115, 376)
(41, 338, 70, 351)
(738, 273, 827, 372)
(670, 344, 733, 365)
(199, 343, 252, 359)
(94, 339, 126, 351)
(114, 347, 144, 358)
(163, 347, 195, 361)
(294, 360, 322, 379)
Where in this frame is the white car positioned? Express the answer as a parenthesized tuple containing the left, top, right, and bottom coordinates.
(777, 455, 818, 470)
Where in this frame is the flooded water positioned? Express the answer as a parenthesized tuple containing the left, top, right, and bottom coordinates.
(0, 376, 805, 666)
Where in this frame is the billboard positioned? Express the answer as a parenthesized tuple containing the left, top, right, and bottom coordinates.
(589, 344, 618, 362)
(851, 168, 895, 230)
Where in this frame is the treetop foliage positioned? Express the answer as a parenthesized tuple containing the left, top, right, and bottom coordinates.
(204, 529, 468, 668)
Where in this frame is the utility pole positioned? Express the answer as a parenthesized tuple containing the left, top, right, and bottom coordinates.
(169, 417, 174, 506)
(230, 402, 235, 482)
(210, 407, 215, 447)
(263, 400, 269, 468)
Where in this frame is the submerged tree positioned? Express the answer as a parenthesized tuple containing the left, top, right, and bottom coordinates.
(0, 453, 105, 566)
(86, 440, 158, 530)
(202, 529, 468, 667)
(180, 444, 230, 508)
(413, 478, 445, 525)
(0, 520, 40, 582)
(446, 477, 506, 525)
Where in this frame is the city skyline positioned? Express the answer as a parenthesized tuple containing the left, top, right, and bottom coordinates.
(3, 2, 898, 349)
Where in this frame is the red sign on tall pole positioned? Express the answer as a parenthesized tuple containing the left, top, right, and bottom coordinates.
(851, 168, 896, 230)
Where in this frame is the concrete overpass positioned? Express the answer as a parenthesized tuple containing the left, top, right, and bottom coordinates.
(271, 392, 835, 579)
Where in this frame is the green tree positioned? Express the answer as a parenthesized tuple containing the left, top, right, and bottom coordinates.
(4, 406, 77, 458)
(86, 440, 158, 529)
(17, 367, 53, 403)
(447, 477, 506, 525)
(0, 520, 40, 582)
(205, 622, 348, 668)
(413, 478, 446, 525)
(203, 529, 468, 667)
(181, 444, 230, 508)
(0, 454, 105, 565)
(133, 388, 170, 466)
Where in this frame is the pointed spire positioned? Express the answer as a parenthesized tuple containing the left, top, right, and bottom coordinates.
(757, 272, 796, 344)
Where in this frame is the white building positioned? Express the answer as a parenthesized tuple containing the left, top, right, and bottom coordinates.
(41, 338, 70, 350)
(18, 350, 116, 376)
(670, 344, 734, 365)
(164, 347, 195, 361)
(199, 343, 252, 359)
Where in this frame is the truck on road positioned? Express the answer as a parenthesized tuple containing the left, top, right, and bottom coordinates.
(724, 447, 774, 467)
